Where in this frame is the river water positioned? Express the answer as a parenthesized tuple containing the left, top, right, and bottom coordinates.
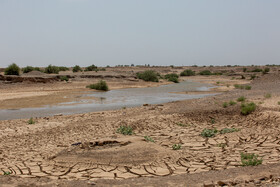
(0, 81, 216, 120)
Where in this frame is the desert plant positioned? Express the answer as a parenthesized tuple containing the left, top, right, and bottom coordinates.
(58, 66, 69, 71)
(241, 102, 256, 115)
(245, 85, 251, 90)
(60, 76, 69, 82)
(220, 128, 239, 134)
(86, 80, 109, 91)
(240, 152, 263, 166)
(44, 65, 59, 74)
(264, 93, 271, 99)
(3, 171, 11, 175)
(72, 65, 82, 72)
(168, 76, 179, 83)
(243, 68, 247, 72)
(199, 70, 212, 75)
(250, 74, 256, 80)
(85, 64, 98, 71)
(164, 73, 179, 79)
(136, 70, 159, 82)
(180, 69, 195, 76)
(229, 100, 237, 106)
(22, 66, 34, 73)
(251, 68, 262, 72)
(116, 126, 133, 135)
(237, 96, 246, 102)
(201, 128, 218, 137)
(4, 63, 20, 75)
(262, 67, 270, 74)
(172, 144, 181, 150)
(278, 101, 280, 105)
(223, 102, 228, 108)
(144, 136, 155, 142)
(210, 118, 215, 124)
(27, 117, 35, 124)
(217, 143, 227, 148)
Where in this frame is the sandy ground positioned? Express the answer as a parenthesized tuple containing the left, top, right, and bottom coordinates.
(0, 66, 280, 186)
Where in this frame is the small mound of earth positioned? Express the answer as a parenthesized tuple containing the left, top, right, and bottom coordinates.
(22, 70, 47, 77)
(53, 137, 179, 167)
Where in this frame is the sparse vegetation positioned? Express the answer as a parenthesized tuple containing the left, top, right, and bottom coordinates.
(60, 76, 69, 82)
(223, 102, 228, 108)
(4, 63, 20, 75)
(177, 123, 188, 127)
(278, 101, 280, 105)
(210, 118, 215, 124)
(241, 102, 256, 115)
(72, 65, 82, 72)
(58, 66, 69, 71)
(240, 152, 263, 166)
(217, 143, 227, 148)
(22, 66, 35, 73)
(27, 117, 35, 124)
(172, 144, 181, 150)
(201, 128, 218, 137)
(264, 93, 271, 99)
(243, 68, 247, 72)
(245, 85, 251, 90)
(250, 74, 256, 80)
(220, 128, 239, 134)
(164, 74, 179, 83)
(251, 68, 263, 72)
(180, 69, 195, 76)
(262, 67, 270, 74)
(144, 136, 155, 142)
(237, 96, 246, 102)
(136, 70, 159, 82)
(85, 64, 98, 71)
(117, 126, 133, 135)
(86, 80, 109, 91)
(229, 100, 237, 105)
(199, 70, 212, 75)
(3, 171, 11, 175)
(44, 65, 60, 74)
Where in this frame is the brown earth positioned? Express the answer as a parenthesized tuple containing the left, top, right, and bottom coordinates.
(0, 66, 280, 186)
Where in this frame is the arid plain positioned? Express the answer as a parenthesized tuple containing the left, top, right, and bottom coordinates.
(0, 65, 280, 186)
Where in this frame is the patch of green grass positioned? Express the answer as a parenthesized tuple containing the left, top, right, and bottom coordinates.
(60, 76, 69, 82)
(241, 102, 256, 115)
(180, 69, 195, 76)
(27, 117, 35, 125)
(5, 63, 20, 75)
(144, 136, 155, 142)
(201, 128, 218, 138)
(264, 93, 272, 99)
(86, 80, 109, 91)
(229, 100, 237, 106)
(116, 126, 133, 135)
(234, 84, 245, 89)
(245, 85, 251, 90)
(223, 102, 228, 108)
(3, 171, 11, 175)
(240, 152, 263, 166)
(172, 144, 181, 150)
(220, 128, 239, 134)
(136, 70, 159, 82)
(237, 96, 246, 102)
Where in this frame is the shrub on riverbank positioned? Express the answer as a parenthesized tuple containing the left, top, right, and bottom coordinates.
(5, 63, 20, 75)
(72, 65, 82, 72)
(180, 69, 195, 76)
(164, 73, 179, 83)
(136, 70, 159, 82)
(44, 65, 60, 74)
(86, 80, 109, 91)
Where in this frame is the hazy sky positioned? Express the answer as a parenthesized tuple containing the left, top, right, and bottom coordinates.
(1, 0, 280, 68)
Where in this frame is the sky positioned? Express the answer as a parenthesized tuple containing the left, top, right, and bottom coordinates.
(0, 0, 280, 68)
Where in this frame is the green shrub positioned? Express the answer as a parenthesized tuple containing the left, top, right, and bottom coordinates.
(86, 80, 109, 91)
(240, 152, 262, 166)
(234, 84, 245, 89)
(22, 66, 34, 73)
(250, 74, 256, 80)
(199, 70, 212, 75)
(243, 68, 247, 72)
(278, 101, 280, 105)
(245, 85, 251, 90)
(44, 65, 59, 74)
(264, 93, 271, 99)
(180, 69, 195, 76)
(72, 65, 82, 72)
(237, 96, 246, 102)
(60, 76, 69, 82)
(223, 102, 228, 108)
(4, 63, 20, 75)
(164, 73, 179, 79)
(262, 68, 270, 74)
(58, 66, 69, 71)
(136, 70, 159, 82)
(251, 68, 262, 72)
(229, 100, 237, 105)
(85, 64, 98, 71)
(144, 136, 155, 142)
(117, 126, 133, 135)
(34, 67, 42, 72)
(168, 76, 179, 83)
(201, 128, 218, 137)
(241, 102, 256, 115)
(27, 117, 35, 125)
(172, 144, 181, 150)
(220, 128, 239, 134)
